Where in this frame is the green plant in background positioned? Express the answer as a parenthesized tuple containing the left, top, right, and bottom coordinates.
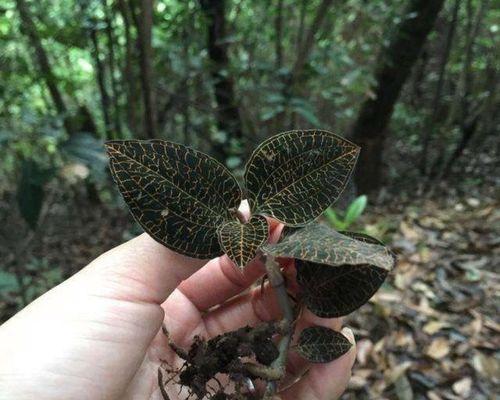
(324, 194, 368, 231)
(5, 131, 109, 230)
(106, 129, 395, 399)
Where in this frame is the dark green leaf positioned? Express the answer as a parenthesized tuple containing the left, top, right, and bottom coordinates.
(262, 223, 395, 271)
(17, 159, 54, 230)
(106, 140, 242, 259)
(296, 259, 388, 317)
(296, 326, 352, 363)
(0, 271, 19, 291)
(244, 130, 359, 226)
(218, 215, 268, 268)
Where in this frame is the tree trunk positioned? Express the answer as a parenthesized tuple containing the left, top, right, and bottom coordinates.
(276, 0, 335, 129)
(90, 27, 112, 137)
(290, 0, 334, 86)
(117, 0, 138, 135)
(132, 0, 157, 138)
(351, 0, 445, 193)
(275, 0, 284, 69)
(15, 0, 69, 128)
(102, 0, 122, 138)
(440, 0, 488, 177)
(199, 0, 243, 162)
(430, 0, 487, 178)
(419, 0, 460, 175)
(296, 0, 307, 54)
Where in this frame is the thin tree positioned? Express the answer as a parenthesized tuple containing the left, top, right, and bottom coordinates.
(90, 25, 112, 138)
(199, 0, 243, 162)
(15, 0, 68, 127)
(117, 0, 138, 134)
(102, 0, 122, 138)
(131, 0, 157, 138)
(275, 0, 335, 128)
(419, 0, 460, 175)
(351, 0, 445, 193)
(441, 0, 489, 177)
(275, 0, 284, 70)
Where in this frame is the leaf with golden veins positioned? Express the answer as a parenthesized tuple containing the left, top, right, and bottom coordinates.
(218, 215, 269, 269)
(244, 130, 359, 226)
(106, 140, 242, 259)
(296, 326, 352, 363)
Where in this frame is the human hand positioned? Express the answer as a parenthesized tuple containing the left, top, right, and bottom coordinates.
(0, 219, 355, 400)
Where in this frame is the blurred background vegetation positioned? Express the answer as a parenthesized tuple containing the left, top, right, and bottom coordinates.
(0, 0, 498, 398)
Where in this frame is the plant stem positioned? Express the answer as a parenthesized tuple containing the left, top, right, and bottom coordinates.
(262, 255, 294, 398)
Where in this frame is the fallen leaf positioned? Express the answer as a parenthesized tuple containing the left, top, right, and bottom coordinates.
(400, 220, 424, 242)
(483, 317, 500, 334)
(394, 373, 414, 400)
(466, 198, 480, 207)
(348, 374, 367, 390)
(423, 321, 450, 335)
(472, 351, 500, 383)
(394, 330, 415, 349)
(426, 337, 450, 360)
(452, 377, 472, 397)
(385, 361, 412, 384)
(427, 390, 443, 400)
(356, 339, 373, 366)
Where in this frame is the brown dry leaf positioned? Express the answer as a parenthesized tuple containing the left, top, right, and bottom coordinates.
(411, 281, 437, 300)
(385, 361, 412, 384)
(356, 339, 373, 366)
(394, 330, 415, 350)
(393, 260, 417, 290)
(472, 351, 500, 383)
(372, 290, 403, 303)
(465, 313, 483, 336)
(394, 373, 414, 400)
(452, 377, 472, 398)
(455, 342, 470, 356)
(426, 337, 451, 360)
(348, 374, 368, 390)
(483, 317, 500, 334)
(400, 220, 423, 242)
(427, 391, 443, 400)
(423, 321, 450, 335)
(418, 246, 432, 263)
(420, 216, 446, 230)
(406, 296, 441, 317)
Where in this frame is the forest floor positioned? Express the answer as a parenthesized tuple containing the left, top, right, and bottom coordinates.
(342, 190, 499, 400)
(0, 184, 498, 400)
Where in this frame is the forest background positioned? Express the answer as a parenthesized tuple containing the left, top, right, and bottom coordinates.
(0, 0, 498, 399)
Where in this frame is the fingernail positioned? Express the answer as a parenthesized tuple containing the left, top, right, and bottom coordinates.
(341, 326, 355, 345)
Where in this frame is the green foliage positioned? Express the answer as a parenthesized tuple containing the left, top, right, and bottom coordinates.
(17, 159, 55, 229)
(324, 194, 367, 230)
(296, 326, 352, 363)
(0, 271, 19, 292)
(62, 133, 108, 182)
